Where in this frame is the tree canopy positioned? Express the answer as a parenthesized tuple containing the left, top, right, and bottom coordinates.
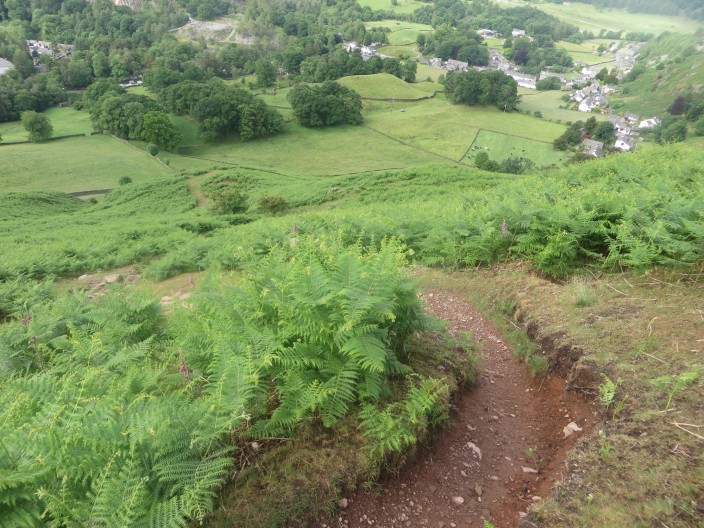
(443, 70, 518, 111)
(21, 110, 53, 142)
(287, 81, 363, 128)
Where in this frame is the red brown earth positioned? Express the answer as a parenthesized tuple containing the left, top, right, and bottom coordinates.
(319, 288, 596, 528)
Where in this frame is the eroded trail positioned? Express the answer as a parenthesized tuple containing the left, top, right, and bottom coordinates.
(323, 289, 595, 528)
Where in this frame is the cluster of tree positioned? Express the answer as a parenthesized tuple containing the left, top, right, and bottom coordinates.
(595, 67, 619, 85)
(0, 0, 189, 44)
(504, 36, 573, 75)
(443, 70, 519, 110)
(666, 93, 704, 121)
(299, 50, 416, 83)
(83, 81, 182, 149)
(180, 0, 234, 20)
(160, 79, 283, 141)
(536, 76, 562, 90)
(0, 71, 65, 122)
(651, 97, 704, 143)
(417, 26, 489, 65)
(553, 117, 615, 150)
(412, 0, 582, 42)
(287, 81, 362, 127)
(556, 0, 704, 21)
(474, 151, 535, 174)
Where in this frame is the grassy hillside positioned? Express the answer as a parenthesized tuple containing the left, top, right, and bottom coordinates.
(612, 33, 704, 116)
(0, 143, 702, 528)
(0, 107, 92, 143)
(499, 0, 704, 34)
(338, 73, 439, 99)
(0, 135, 173, 193)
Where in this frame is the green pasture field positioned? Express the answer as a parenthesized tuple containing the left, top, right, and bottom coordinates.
(528, 1, 703, 35)
(125, 85, 153, 97)
(387, 29, 428, 46)
(338, 73, 436, 99)
(0, 107, 92, 143)
(519, 90, 607, 123)
(0, 135, 172, 192)
(357, 0, 425, 14)
(178, 121, 442, 175)
(254, 88, 294, 109)
(361, 95, 566, 161)
(416, 63, 445, 82)
(556, 39, 615, 65)
(377, 44, 420, 58)
(463, 129, 566, 168)
(482, 37, 504, 49)
(365, 20, 433, 45)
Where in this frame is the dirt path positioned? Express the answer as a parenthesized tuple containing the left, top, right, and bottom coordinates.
(321, 289, 595, 528)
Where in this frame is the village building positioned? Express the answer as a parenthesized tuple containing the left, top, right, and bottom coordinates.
(609, 116, 632, 135)
(428, 57, 443, 68)
(476, 29, 496, 37)
(638, 117, 661, 129)
(511, 28, 526, 37)
(446, 59, 469, 72)
(0, 57, 14, 76)
(578, 94, 609, 112)
(623, 112, 640, 124)
(614, 135, 634, 152)
(582, 139, 605, 158)
(506, 72, 536, 89)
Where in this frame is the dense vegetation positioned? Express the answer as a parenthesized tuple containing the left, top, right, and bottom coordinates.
(443, 69, 519, 110)
(287, 81, 363, 127)
(0, 238, 435, 527)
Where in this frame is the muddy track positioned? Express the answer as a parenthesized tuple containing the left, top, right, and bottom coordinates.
(320, 289, 595, 528)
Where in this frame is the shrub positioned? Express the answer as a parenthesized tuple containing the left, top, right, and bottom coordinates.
(118, 176, 133, 185)
(258, 195, 289, 214)
(210, 187, 249, 214)
(147, 143, 159, 156)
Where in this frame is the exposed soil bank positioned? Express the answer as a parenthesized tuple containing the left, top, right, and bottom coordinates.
(321, 288, 596, 528)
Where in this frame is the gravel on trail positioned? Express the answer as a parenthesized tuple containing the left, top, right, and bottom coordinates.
(320, 288, 595, 528)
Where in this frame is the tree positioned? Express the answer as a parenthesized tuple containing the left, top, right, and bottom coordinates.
(659, 120, 687, 143)
(255, 59, 276, 88)
(21, 111, 53, 142)
(695, 117, 704, 137)
(667, 95, 687, 116)
(287, 81, 362, 128)
(592, 121, 615, 143)
(141, 111, 182, 150)
(474, 151, 489, 168)
(536, 76, 561, 90)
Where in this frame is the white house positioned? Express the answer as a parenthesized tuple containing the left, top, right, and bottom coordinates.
(0, 57, 14, 76)
(638, 117, 661, 129)
(614, 135, 634, 152)
(507, 72, 536, 89)
(512, 28, 526, 37)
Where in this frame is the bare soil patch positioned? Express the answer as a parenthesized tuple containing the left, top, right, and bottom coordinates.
(323, 289, 595, 528)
